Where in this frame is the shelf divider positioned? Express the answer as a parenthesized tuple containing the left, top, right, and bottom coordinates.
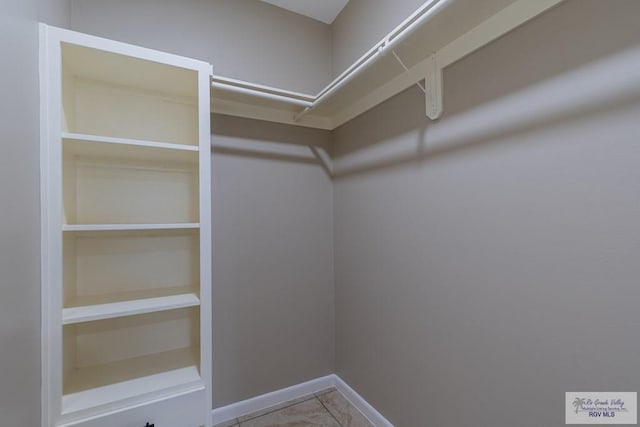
(62, 132, 199, 152)
(63, 292, 201, 325)
(63, 223, 200, 232)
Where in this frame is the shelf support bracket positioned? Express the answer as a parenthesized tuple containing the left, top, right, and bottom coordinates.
(425, 54, 443, 120)
(391, 50, 442, 120)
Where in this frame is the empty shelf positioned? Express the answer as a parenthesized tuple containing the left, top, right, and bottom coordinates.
(62, 348, 203, 418)
(63, 292, 200, 324)
(63, 223, 200, 232)
(61, 42, 198, 99)
(63, 133, 199, 162)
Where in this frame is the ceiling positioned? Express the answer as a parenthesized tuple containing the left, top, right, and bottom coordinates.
(260, 0, 350, 24)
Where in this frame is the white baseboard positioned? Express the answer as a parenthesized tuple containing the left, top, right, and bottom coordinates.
(211, 374, 393, 427)
(212, 375, 334, 425)
(332, 375, 393, 427)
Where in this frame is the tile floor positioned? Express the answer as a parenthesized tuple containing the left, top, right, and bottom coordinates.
(214, 388, 374, 427)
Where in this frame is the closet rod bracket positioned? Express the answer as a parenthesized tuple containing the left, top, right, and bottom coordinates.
(424, 54, 443, 120)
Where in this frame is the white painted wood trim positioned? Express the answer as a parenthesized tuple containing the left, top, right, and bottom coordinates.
(211, 375, 394, 427)
(41, 22, 65, 427)
(211, 376, 335, 425)
(57, 386, 206, 427)
(62, 132, 200, 152)
(62, 223, 200, 232)
(198, 62, 214, 427)
(331, 59, 428, 128)
(62, 293, 201, 325)
(39, 22, 53, 427)
(333, 375, 394, 427)
(46, 25, 209, 71)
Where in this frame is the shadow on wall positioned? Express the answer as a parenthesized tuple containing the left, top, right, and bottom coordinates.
(332, 45, 640, 179)
(332, 0, 640, 177)
(210, 113, 333, 177)
(208, 0, 640, 182)
(444, 0, 640, 117)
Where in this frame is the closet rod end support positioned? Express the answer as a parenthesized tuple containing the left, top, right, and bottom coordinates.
(425, 55, 443, 120)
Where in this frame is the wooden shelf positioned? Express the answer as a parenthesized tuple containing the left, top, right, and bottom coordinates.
(63, 291, 200, 324)
(61, 347, 203, 420)
(211, 78, 332, 130)
(211, 0, 562, 129)
(63, 223, 200, 232)
(63, 132, 199, 151)
(63, 133, 199, 163)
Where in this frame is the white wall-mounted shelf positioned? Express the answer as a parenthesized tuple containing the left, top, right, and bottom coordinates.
(211, 0, 564, 130)
(62, 223, 200, 232)
(63, 133, 199, 160)
(63, 292, 201, 324)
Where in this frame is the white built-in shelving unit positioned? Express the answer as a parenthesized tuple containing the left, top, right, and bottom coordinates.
(40, 25, 212, 427)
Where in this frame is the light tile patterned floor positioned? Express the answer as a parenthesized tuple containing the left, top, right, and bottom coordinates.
(215, 388, 374, 427)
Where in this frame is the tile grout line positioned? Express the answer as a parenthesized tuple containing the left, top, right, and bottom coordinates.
(314, 387, 336, 398)
(315, 395, 344, 427)
(236, 394, 318, 425)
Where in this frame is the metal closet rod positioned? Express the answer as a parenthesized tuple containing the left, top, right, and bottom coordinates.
(211, 81, 314, 108)
(295, 0, 451, 121)
(210, 0, 451, 116)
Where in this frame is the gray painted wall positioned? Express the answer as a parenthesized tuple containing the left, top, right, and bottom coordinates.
(69, 0, 332, 94)
(332, 1, 640, 426)
(211, 115, 334, 407)
(331, 0, 425, 77)
(0, 1, 69, 425)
